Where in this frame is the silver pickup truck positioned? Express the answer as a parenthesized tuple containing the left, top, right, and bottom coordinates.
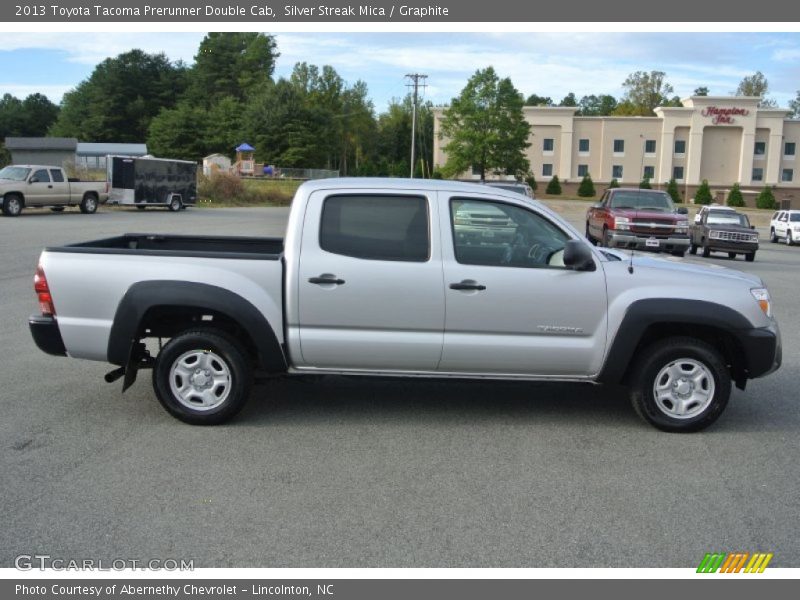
(1, 165, 109, 216)
(28, 179, 781, 432)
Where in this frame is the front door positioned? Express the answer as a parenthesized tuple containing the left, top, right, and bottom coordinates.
(27, 168, 53, 206)
(296, 190, 445, 372)
(439, 194, 608, 377)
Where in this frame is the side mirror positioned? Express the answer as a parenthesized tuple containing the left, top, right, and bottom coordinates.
(563, 239, 596, 272)
(591, 203, 602, 209)
(751, 225, 756, 230)
(29, 177, 38, 184)
(676, 206, 688, 214)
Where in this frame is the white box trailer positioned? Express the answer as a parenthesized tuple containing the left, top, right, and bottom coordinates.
(107, 156, 198, 211)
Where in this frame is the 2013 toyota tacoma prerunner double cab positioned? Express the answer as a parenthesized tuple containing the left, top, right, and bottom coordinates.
(29, 179, 781, 432)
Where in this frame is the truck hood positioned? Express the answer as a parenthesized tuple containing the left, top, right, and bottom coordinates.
(603, 249, 763, 286)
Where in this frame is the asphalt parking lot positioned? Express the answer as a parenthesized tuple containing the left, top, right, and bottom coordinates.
(1, 203, 798, 568)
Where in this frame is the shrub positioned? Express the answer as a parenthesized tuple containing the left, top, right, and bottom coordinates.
(726, 183, 745, 207)
(525, 172, 537, 191)
(666, 178, 681, 204)
(756, 185, 777, 210)
(198, 171, 293, 206)
(431, 168, 443, 179)
(639, 177, 652, 189)
(608, 178, 620, 189)
(694, 179, 713, 205)
(577, 174, 596, 197)
(545, 175, 562, 195)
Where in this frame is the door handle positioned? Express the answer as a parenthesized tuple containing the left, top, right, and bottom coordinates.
(47, 185, 53, 188)
(309, 274, 345, 285)
(449, 280, 486, 291)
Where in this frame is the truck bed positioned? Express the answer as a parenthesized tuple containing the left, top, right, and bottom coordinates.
(49, 233, 284, 260)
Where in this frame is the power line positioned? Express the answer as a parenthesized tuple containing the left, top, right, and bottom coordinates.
(405, 73, 428, 178)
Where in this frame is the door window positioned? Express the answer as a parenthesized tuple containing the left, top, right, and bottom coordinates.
(49, 169, 65, 182)
(450, 198, 569, 269)
(31, 169, 50, 183)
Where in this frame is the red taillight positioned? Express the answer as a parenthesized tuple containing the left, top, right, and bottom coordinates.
(34, 264, 56, 316)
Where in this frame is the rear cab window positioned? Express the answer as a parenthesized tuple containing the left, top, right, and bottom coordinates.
(319, 194, 430, 262)
(49, 169, 65, 183)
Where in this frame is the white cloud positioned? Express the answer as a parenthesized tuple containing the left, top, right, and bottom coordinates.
(0, 83, 74, 100)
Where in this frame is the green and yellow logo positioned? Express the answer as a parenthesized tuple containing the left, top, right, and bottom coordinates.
(697, 552, 773, 573)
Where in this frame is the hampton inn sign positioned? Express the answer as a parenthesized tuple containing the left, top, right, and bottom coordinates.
(434, 95, 800, 204)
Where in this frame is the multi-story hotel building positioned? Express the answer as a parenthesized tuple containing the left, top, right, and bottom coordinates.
(433, 95, 800, 207)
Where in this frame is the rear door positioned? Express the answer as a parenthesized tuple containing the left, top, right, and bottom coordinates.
(296, 189, 445, 371)
(438, 193, 608, 376)
(48, 169, 70, 205)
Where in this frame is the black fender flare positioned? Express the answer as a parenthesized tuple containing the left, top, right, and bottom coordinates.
(107, 280, 287, 373)
(596, 298, 755, 385)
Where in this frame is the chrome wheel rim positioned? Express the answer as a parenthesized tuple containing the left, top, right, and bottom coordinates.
(8, 198, 20, 214)
(652, 358, 715, 419)
(169, 349, 232, 411)
(86, 198, 96, 211)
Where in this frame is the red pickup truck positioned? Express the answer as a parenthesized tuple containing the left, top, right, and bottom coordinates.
(585, 188, 690, 257)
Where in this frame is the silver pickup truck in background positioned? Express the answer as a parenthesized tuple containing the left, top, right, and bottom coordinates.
(29, 179, 781, 432)
(1, 165, 109, 216)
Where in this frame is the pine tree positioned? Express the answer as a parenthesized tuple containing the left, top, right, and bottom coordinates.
(545, 175, 562, 195)
(756, 185, 777, 209)
(666, 178, 681, 204)
(525, 172, 537, 191)
(694, 179, 713, 205)
(726, 183, 745, 207)
(608, 178, 620, 189)
(577, 173, 595, 197)
(639, 177, 652, 189)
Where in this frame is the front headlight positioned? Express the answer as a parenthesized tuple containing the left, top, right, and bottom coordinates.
(751, 288, 772, 318)
(709, 230, 722, 239)
(614, 217, 631, 231)
(675, 223, 689, 234)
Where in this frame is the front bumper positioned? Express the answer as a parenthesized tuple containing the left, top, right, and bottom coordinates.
(29, 315, 67, 356)
(705, 239, 759, 254)
(735, 322, 781, 379)
(607, 231, 690, 252)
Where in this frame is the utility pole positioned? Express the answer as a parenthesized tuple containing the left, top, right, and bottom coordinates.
(406, 73, 428, 178)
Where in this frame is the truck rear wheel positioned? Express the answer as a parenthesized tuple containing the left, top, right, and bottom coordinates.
(629, 336, 731, 432)
(152, 329, 252, 425)
(80, 193, 98, 214)
(2, 194, 23, 216)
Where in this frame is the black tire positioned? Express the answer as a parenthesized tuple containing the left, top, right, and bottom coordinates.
(701, 241, 711, 257)
(728, 252, 737, 259)
(137, 205, 146, 210)
(745, 252, 756, 262)
(671, 250, 686, 258)
(770, 228, 777, 243)
(689, 243, 697, 255)
(80, 193, 98, 214)
(787, 231, 794, 247)
(585, 222, 597, 246)
(168, 195, 182, 212)
(152, 329, 253, 425)
(602, 227, 612, 248)
(50, 206, 65, 212)
(629, 336, 731, 433)
(2, 194, 23, 216)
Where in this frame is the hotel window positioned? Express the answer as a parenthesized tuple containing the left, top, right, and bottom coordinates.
(645, 140, 656, 154)
(643, 166, 655, 179)
(577, 164, 589, 177)
(542, 164, 553, 177)
(578, 138, 590, 153)
(613, 139, 625, 154)
(543, 138, 554, 152)
(674, 140, 686, 155)
(754, 141, 766, 156)
(786, 142, 796, 157)
(673, 166, 684, 180)
(752, 167, 764, 182)
(612, 165, 623, 179)
(782, 169, 794, 182)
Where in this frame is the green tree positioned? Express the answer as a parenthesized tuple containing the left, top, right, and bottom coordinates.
(726, 182, 745, 207)
(789, 90, 800, 118)
(577, 94, 617, 116)
(545, 175, 562, 195)
(694, 179, 713, 205)
(51, 49, 188, 142)
(525, 172, 537, 192)
(615, 70, 675, 116)
(694, 86, 710, 96)
(439, 67, 531, 181)
(608, 178, 620, 189)
(559, 92, 577, 107)
(191, 33, 278, 105)
(577, 173, 595, 197)
(375, 96, 433, 177)
(666, 178, 681, 204)
(755, 185, 777, 209)
(0, 93, 60, 138)
(525, 93, 553, 106)
(639, 177, 652, 189)
(735, 71, 777, 107)
(147, 102, 208, 160)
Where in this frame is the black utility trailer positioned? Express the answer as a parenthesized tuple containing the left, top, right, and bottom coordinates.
(107, 156, 197, 211)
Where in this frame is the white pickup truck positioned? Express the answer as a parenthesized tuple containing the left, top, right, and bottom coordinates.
(1, 165, 109, 216)
(29, 179, 781, 432)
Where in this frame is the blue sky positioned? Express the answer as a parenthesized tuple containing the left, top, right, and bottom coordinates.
(1, 32, 799, 110)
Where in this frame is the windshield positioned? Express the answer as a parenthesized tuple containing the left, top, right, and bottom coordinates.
(609, 191, 674, 212)
(0, 166, 31, 181)
(791, 214, 800, 222)
(708, 213, 750, 227)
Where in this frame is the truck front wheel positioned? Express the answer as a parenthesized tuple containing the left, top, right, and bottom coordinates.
(629, 336, 731, 433)
(80, 193, 98, 214)
(152, 329, 253, 425)
(2, 194, 23, 216)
